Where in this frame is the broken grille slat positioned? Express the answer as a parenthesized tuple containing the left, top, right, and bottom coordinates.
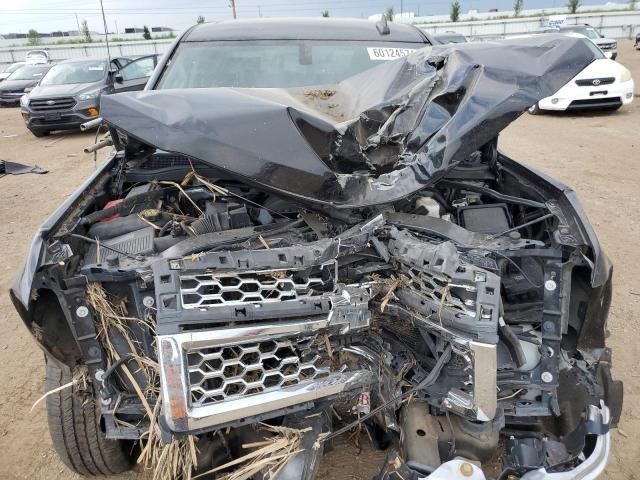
(179, 270, 326, 309)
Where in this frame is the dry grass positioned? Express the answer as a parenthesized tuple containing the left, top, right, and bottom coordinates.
(86, 283, 313, 479)
(86, 283, 198, 480)
(194, 424, 310, 480)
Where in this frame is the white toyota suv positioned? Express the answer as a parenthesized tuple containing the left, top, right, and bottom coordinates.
(529, 35, 633, 113)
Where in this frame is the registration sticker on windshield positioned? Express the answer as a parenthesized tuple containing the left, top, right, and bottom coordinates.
(367, 47, 416, 60)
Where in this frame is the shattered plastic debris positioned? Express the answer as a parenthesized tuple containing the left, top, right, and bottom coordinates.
(0, 159, 48, 176)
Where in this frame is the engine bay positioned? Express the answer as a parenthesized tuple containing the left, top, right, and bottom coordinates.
(23, 139, 620, 479)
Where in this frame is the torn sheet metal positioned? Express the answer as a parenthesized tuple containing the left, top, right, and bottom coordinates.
(0, 160, 48, 176)
(100, 35, 594, 208)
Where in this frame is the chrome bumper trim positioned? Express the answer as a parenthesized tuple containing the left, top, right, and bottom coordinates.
(158, 316, 372, 432)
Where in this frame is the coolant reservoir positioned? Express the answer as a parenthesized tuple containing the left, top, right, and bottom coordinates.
(416, 196, 441, 217)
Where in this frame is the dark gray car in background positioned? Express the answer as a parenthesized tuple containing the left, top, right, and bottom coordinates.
(0, 64, 51, 107)
(20, 55, 157, 137)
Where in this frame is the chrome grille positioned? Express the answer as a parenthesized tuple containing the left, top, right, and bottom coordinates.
(575, 77, 615, 87)
(30, 97, 76, 111)
(187, 336, 331, 406)
(180, 270, 327, 309)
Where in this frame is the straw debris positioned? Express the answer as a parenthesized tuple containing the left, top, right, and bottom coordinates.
(194, 424, 310, 480)
(86, 283, 198, 480)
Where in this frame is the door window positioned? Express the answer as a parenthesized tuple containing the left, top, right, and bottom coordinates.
(119, 56, 156, 81)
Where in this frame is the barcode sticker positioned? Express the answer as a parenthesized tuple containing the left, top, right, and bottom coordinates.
(367, 47, 415, 60)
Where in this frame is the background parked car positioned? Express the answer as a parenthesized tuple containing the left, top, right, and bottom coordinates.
(0, 62, 26, 82)
(0, 64, 51, 107)
(558, 24, 618, 59)
(529, 36, 633, 113)
(19, 56, 152, 137)
(635, 32, 640, 50)
(433, 31, 468, 44)
(24, 50, 49, 65)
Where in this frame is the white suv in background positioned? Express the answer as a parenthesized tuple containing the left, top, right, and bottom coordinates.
(558, 25, 618, 59)
(529, 35, 633, 113)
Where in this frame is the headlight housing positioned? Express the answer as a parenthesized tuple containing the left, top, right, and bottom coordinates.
(20, 95, 29, 107)
(620, 67, 632, 83)
(76, 90, 101, 102)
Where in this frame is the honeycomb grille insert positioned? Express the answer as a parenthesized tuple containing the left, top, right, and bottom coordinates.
(187, 336, 331, 406)
(179, 270, 326, 309)
(406, 267, 476, 317)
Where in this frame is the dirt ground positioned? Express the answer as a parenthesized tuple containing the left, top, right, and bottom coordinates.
(0, 41, 639, 480)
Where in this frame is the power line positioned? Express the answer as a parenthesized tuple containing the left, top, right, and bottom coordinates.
(0, 0, 456, 13)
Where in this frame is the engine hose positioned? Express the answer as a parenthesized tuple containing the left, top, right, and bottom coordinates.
(498, 299, 526, 368)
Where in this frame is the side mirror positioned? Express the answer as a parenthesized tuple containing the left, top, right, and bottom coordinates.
(24, 87, 34, 93)
(600, 34, 605, 38)
(114, 73, 124, 83)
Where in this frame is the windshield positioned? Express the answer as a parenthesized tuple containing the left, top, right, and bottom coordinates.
(436, 34, 467, 44)
(157, 40, 427, 89)
(581, 38, 605, 59)
(40, 61, 107, 86)
(6, 63, 25, 74)
(7, 65, 49, 81)
(564, 27, 600, 40)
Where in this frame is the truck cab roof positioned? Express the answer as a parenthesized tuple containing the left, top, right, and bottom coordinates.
(184, 17, 432, 44)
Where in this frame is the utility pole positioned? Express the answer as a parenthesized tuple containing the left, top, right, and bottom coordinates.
(229, 0, 237, 19)
(400, 0, 403, 14)
(258, 5, 262, 17)
(99, 0, 111, 62)
(75, 13, 80, 35)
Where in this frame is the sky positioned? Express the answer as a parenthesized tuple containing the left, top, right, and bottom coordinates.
(0, 0, 618, 34)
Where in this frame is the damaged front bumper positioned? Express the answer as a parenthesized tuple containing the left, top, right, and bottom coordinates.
(378, 403, 611, 480)
(158, 321, 374, 432)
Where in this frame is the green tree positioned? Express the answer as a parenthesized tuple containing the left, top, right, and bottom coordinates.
(566, 0, 581, 13)
(81, 20, 92, 43)
(450, 1, 461, 21)
(514, 0, 524, 17)
(630, 0, 637, 10)
(27, 29, 41, 46)
(321, 10, 330, 17)
(197, 15, 205, 24)
(385, 7, 395, 21)
(142, 25, 151, 40)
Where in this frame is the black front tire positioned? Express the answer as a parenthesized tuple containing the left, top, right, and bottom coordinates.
(29, 128, 50, 138)
(46, 361, 136, 476)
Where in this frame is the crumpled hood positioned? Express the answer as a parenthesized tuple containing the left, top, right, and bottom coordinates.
(100, 34, 596, 208)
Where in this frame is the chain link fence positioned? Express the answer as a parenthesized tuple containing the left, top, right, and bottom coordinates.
(2, 10, 639, 72)
(0, 40, 173, 71)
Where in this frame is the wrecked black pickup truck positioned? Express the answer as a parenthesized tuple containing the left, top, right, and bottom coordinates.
(10, 19, 622, 480)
